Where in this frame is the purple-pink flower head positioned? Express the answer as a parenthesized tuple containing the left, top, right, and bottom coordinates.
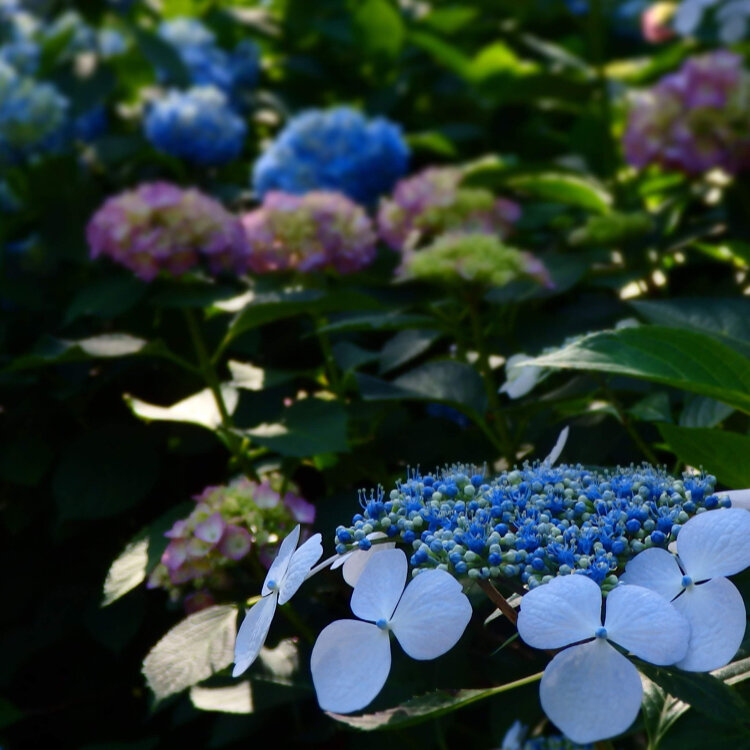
(194, 512, 226, 546)
(241, 191, 377, 275)
(283, 491, 316, 524)
(623, 51, 750, 175)
(86, 181, 250, 281)
(218, 525, 252, 560)
(377, 167, 521, 252)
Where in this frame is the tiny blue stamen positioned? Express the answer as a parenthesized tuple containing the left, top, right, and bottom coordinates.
(595, 626, 607, 639)
(376, 618, 390, 631)
(681, 575, 693, 588)
(266, 579, 277, 591)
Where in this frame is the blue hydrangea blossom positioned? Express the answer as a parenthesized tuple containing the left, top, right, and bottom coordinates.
(517, 575, 689, 743)
(621, 507, 750, 671)
(310, 548, 472, 713)
(252, 107, 409, 204)
(233, 525, 322, 677)
(143, 86, 247, 166)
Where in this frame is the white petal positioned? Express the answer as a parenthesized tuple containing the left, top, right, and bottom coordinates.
(330, 552, 352, 570)
(604, 584, 689, 665)
(543, 426, 569, 467)
(677, 508, 750, 581)
(350, 548, 407, 622)
(500, 355, 543, 399)
(540, 639, 643, 744)
(310, 619, 391, 714)
(232, 592, 277, 677)
(723, 489, 750, 511)
(278, 533, 322, 605)
(517, 574, 602, 650)
(674, 577, 747, 672)
(342, 533, 396, 587)
(263, 525, 300, 596)
(390, 570, 472, 660)
(620, 548, 684, 601)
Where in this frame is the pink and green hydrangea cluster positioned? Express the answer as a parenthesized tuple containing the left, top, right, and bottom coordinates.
(86, 181, 250, 281)
(241, 191, 377, 274)
(377, 167, 521, 252)
(147, 476, 315, 607)
(623, 51, 750, 175)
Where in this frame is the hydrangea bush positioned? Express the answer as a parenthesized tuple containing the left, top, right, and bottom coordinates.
(7, 1, 750, 749)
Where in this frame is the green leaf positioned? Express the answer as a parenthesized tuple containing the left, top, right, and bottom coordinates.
(468, 42, 533, 82)
(629, 392, 672, 423)
(528, 327, 750, 415)
(357, 360, 487, 415)
(658, 425, 750, 488)
(317, 312, 437, 335)
(409, 30, 471, 78)
(501, 171, 612, 213)
(638, 661, 750, 728)
(125, 386, 239, 431)
(142, 605, 238, 701)
(53, 426, 159, 520)
(379, 329, 442, 374)
(228, 360, 296, 391)
(328, 672, 542, 730)
(64, 276, 146, 324)
(190, 682, 254, 714)
(632, 298, 750, 359)
(679, 395, 734, 429)
(353, 0, 405, 60)
(132, 26, 191, 87)
(246, 398, 349, 457)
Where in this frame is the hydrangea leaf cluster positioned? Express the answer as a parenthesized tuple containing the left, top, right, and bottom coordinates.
(252, 106, 409, 205)
(157, 17, 260, 99)
(401, 233, 551, 288)
(0, 61, 69, 163)
(144, 86, 247, 166)
(148, 477, 316, 608)
(377, 167, 521, 252)
(241, 191, 377, 275)
(624, 50, 750, 174)
(334, 463, 727, 590)
(86, 181, 250, 281)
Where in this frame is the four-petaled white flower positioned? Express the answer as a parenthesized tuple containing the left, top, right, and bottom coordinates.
(233, 525, 322, 677)
(517, 574, 689, 744)
(330, 531, 396, 587)
(621, 507, 750, 671)
(310, 548, 472, 714)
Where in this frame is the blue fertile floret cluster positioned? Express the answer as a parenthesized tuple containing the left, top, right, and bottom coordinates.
(335, 463, 728, 591)
(252, 106, 409, 205)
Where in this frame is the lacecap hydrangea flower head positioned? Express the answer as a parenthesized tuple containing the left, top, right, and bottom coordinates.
(252, 106, 409, 205)
(377, 167, 521, 252)
(400, 233, 551, 289)
(86, 181, 250, 281)
(334, 463, 728, 590)
(148, 477, 316, 609)
(624, 50, 750, 174)
(241, 191, 377, 274)
(143, 86, 247, 166)
(0, 61, 69, 163)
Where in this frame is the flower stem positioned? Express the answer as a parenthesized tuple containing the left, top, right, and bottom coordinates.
(183, 308, 259, 480)
(314, 314, 342, 395)
(478, 579, 518, 625)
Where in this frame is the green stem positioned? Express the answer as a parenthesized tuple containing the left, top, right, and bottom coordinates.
(467, 297, 514, 460)
(599, 378, 660, 465)
(183, 308, 259, 480)
(478, 579, 518, 625)
(314, 314, 342, 394)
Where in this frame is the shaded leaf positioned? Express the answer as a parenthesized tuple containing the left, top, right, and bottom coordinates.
(632, 298, 750, 359)
(528, 327, 750, 415)
(358, 360, 487, 415)
(246, 398, 349, 457)
(379, 329, 442, 374)
(318, 312, 437, 335)
(679, 395, 734, 429)
(658, 425, 750, 489)
(353, 0, 404, 60)
(329, 672, 542, 730)
(132, 26, 191, 87)
(65, 276, 146, 324)
(142, 605, 238, 701)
